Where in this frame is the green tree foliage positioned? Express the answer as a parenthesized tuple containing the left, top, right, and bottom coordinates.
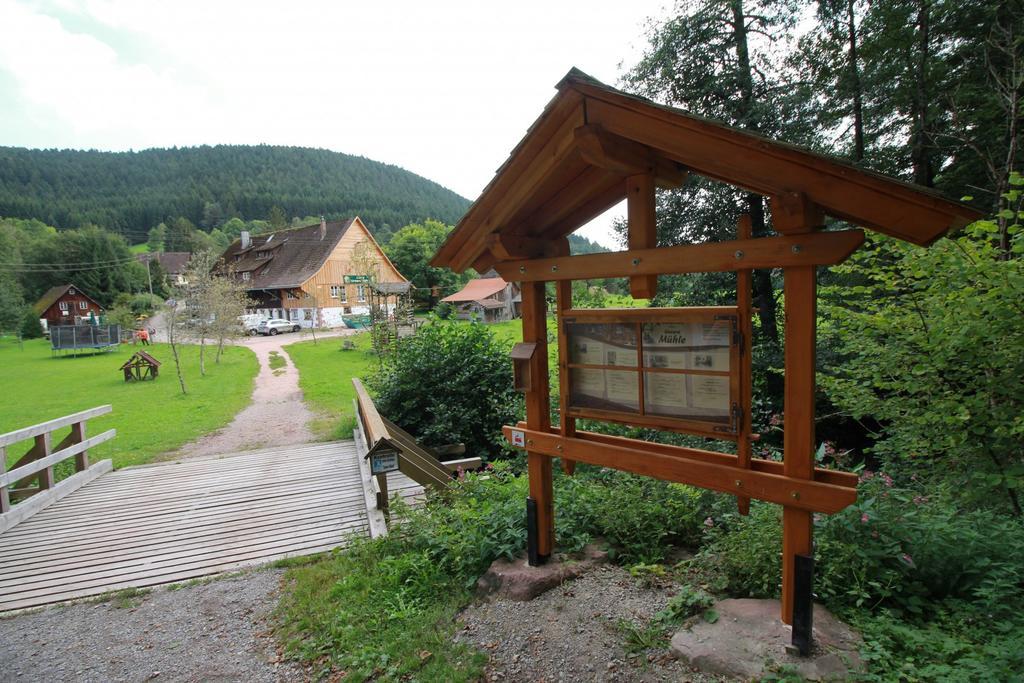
(5, 221, 148, 306)
(384, 220, 466, 305)
(19, 307, 43, 338)
(820, 220, 1024, 514)
(369, 319, 520, 457)
(0, 145, 470, 240)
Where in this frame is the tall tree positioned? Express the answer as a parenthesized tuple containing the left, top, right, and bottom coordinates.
(621, 0, 809, 344)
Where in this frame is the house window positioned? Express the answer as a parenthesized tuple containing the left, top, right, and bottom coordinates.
(256, 250, 268, 258)
(330, 285, 341, 299)
(286, 290, 297, 300)
(356, 284, 366, 302)
(79, 301, 88, 310)
(241, 272, 251, 281)
(59, 301, 69, 311)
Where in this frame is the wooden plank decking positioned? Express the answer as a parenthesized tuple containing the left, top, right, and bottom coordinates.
(0, 440, 422, 612)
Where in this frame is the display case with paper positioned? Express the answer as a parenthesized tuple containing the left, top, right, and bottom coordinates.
(562, 308, 744, 438)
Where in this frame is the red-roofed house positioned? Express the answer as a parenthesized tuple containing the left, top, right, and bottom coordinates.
(33, 284, 104, 331)
(441, 270, 519, 322)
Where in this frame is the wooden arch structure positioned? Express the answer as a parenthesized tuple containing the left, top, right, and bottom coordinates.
(431, 68, 981, 644)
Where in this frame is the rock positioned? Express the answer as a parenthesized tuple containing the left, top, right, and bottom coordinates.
(476, 545, 608, 601)
(670, 599, 863, 681)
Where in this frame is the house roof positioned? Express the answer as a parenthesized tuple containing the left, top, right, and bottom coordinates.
(137, 252, 191, 275)
(218, 219, 357, 290)
(441, 277, 509, 303)
(431, 68, 984, 273)
(33, 284, 103, 315)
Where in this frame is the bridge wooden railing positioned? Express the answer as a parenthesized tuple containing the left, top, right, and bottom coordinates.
(352, 379, 481, 518)
(0, 406, 115, 533)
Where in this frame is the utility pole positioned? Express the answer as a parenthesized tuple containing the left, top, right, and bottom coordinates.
(146, 257, 153, 296)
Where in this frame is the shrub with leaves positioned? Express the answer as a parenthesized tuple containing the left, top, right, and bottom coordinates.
(820, 219, 1024, 515)
(369, 318, 521, 458)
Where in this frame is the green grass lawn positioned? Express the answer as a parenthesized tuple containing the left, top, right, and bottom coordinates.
(286, 321, 528, 441)
(285, 332, 378, 440)
(0, 338, 258, 470)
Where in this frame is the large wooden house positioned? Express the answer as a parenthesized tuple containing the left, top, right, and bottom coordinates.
(33, 284, 104, 331)
(217, 217, 407, 327)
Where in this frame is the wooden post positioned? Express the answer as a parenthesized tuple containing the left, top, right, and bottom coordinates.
(0, 446, 9, 513)
(71, 421, 88, 472)
(626, 173, 657, 299)
(522, 280, 553, 563)
(33, 433, 53, 491)
(736, 215, 754, 516)
(555, 280, 576, 475)
(772, 192, 822, 626)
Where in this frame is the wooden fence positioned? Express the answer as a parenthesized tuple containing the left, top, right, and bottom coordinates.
(0, 406, 115, 533)
(352, 378, 480, 516)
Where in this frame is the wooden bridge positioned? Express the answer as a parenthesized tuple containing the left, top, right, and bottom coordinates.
(0, 391, 471, 612)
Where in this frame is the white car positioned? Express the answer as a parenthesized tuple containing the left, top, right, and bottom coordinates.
(239, 314, 267, 336)
(257, 318, 301, 336)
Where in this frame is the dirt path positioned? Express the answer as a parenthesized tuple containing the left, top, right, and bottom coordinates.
(0, 570, 305, 683)
(168, 330, 353, 459)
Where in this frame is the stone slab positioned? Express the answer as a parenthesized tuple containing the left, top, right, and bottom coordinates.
(670, 598, 863, 681)
(476, 544, 609, 601)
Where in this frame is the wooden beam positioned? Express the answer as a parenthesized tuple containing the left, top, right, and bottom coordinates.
(507, 166, 620, 238)
(555, 280, 576, 475)
(627, 173, 657, 298)
(449, 99, 586, 272)
(503, 426, 856, 514)
(432, 91, 584, 271)
(771, 192, 825, 234)
(736, 214, 754, 516)
(494, 230, 865, 282)
(0, 405, 112, 448)
(487, 234, 570, 261)
(521, 281, 554, 562)
(516, 422, 858, 489)
(574, 124, 687, 188)
(538, 177, 626, 240)
(781, 263, 817, 625)
(580, 92, 981, 246)
(0, 460, 112, 534)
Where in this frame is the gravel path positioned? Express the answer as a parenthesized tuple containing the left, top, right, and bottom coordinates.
(167, 330, 352, 459)
(456, 565, 726, 682)
(0, 570, 305, 683)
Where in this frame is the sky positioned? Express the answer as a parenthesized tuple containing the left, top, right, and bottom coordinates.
(0, 0, 672, 248)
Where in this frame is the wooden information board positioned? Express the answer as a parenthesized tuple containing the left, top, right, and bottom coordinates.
(561, 307, 745, 439)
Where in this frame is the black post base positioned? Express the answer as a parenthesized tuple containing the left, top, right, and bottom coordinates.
(526, 497, 548, 566)
(791, 553, 814, 656)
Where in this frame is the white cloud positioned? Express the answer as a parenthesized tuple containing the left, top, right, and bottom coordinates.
(0, 0, 667, 247)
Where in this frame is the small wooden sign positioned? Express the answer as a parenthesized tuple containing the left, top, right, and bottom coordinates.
(366, 440, 401, 475)
(344, 274, 371, 284)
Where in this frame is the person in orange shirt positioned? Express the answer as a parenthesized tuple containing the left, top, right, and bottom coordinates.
(137, 328, 150, 346)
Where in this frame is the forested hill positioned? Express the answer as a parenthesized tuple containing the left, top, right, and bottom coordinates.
(0, 145, 470, 240)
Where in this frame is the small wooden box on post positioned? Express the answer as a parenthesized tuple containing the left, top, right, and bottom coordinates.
(429, 68, 981, 651)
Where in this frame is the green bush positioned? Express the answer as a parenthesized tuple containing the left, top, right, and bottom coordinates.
(433, 300, 454, 319)
(558, 470, 718, 563)
(369, 318, 521, 458)
(20, 307, 43, 338)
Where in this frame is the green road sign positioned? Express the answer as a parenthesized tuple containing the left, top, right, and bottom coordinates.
(344, 275, 370, 284)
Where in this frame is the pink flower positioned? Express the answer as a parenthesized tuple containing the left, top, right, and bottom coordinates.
(881, 473, 894, 488)
(769, 414, 783, 427)
(861, 513, 870, 524)
(859, 470, 875, 482)
(871, 530, 878, 538)
(900, 553, 914, 567)
(913, 495, 928, 505)
(823, 442, 836, 457)
(704, 517, 715, 528)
